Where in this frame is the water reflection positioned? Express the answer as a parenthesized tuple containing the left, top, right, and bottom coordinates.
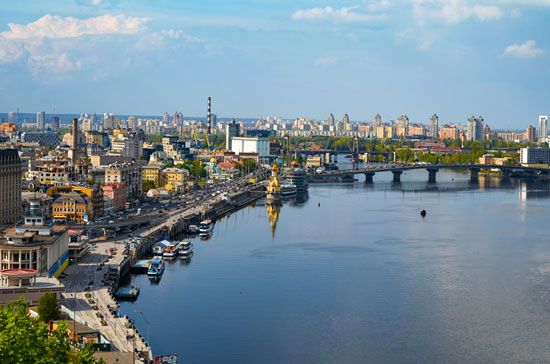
(519, 179, 550, 201)
(121, 173, 550, 363)
(266, 203, 281, 237)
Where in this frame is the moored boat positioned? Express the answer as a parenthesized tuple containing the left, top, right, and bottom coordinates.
(280, 183, 297, 197)
(147, 256, 165, 276)
(162, 242, 179, 258)
(178, 241, 193, 257)
(187, 224, 200, 234)
(199, 220, 213, 235)
(114, 285, 140, 300)
(152, 240, 170, 255)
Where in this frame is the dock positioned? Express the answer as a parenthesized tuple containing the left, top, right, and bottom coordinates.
(130, 259, 151, 274)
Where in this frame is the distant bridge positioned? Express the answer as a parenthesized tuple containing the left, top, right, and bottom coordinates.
(308, 164, 549, 183)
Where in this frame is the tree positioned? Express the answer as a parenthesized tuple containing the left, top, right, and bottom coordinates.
(0, 296, 101, 363)
(142, 180, 156, 192)
(38, 292, 60, 323)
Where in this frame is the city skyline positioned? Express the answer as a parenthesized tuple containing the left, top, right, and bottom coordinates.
(0, 1, 549, 127)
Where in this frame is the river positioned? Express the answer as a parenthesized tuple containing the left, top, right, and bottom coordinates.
(120, 169, 550, 363)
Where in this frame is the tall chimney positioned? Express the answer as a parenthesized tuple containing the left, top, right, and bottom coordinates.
(207, 96, 212, 135)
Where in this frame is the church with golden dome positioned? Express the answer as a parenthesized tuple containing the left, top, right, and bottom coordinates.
(266, 162, 282, 204)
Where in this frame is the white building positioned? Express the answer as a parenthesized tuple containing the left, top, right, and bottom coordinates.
(520, 147, 550, 166)
(231, 136, 269, 156)
(36, 111, 45, 130)
(539, 115, 548, 142)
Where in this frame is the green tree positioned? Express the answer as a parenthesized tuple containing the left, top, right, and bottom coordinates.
(38, 292, 60, 323)
(142, 180, 156, 192)
(0, 296, 101, 363)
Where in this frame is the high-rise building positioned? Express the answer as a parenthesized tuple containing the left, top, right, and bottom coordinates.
(429, 114, 439, 140)
(327, 113, 335, 126)
(7, 112, 17, 124)
(226, 119, 241, 150)
(128, 115, 137, 130)
(466, 116, 484, 141)
(0, 149, 22, 225)
(372, 114, 382, 128)
(526, 125, 536, 142)
(103, 113, 115, 130)
(162, 112, 169, 124)
(342, 114, 351, 131)
(539, 115, 548, 142)
(50, 117, 60, 131)
(343, 114, 350, 125)
(36, 111, 45, 130)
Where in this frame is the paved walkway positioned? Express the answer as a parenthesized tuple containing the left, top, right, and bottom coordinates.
(59, 176, 267, 362)
(61, 237, 151, 360)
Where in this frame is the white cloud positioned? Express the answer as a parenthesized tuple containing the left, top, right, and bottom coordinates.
(0, 13, 154, 76)
(154, 29, 202, 44)
(1, 14, 148, 40)
(414, 0, 502, 24)
(504, 40, 544, 58)
(291, 5, 386, 23)
(28, 53, 83, 74)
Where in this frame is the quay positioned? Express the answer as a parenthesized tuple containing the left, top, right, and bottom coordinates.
(59, 176, 268, 362)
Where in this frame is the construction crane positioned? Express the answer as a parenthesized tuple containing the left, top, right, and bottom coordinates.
(191, 130, 211, 150)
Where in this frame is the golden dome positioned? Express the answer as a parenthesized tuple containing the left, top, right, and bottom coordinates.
(210, 157, 218, 163)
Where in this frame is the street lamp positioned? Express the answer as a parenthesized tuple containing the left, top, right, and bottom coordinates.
(133, 310, 151, 348)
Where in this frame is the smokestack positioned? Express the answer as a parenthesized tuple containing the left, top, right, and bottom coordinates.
(207, 96, 211, 135)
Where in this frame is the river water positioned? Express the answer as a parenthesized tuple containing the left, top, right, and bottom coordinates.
(120, 169, 550, 363)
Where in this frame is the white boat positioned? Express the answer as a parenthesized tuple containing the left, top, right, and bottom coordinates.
(152, 240, 170, 255)
(178, 241, 193, 257)
(162, 242, 179, 258)
(187, 224, 199, 234)
(280, 183, 297, 197)
(199, 219, 213, 235)
(147, 257, 165, 276)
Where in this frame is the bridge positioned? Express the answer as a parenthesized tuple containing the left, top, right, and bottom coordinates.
(308, 164, 549, 183)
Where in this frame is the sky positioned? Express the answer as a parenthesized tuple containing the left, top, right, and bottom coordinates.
(0, 0, 549, 128)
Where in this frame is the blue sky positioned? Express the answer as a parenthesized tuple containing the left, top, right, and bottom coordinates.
(0, 0, 548, 128)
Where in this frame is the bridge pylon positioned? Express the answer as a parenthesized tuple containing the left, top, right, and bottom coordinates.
(364, 172, 375, 183)
(469, 167, 480, 182)
(391, 170, 403, 183)
(427, 168, 439, 183)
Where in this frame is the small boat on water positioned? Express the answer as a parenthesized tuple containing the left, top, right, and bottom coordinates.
(280, 183, 297, 197)
(178, 241, 193, 257)
(162, 242, 179, 258)
(152, 240, 170, 255)
(147, 256, 165, 276)
(114, 285, 140, 300)
(187, 224, 200, 234)
(199, 220, 214, 235)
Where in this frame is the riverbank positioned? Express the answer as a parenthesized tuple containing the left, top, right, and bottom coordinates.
(59, 178, 268, 362)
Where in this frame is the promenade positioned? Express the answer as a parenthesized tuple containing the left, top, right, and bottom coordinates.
(59, 172, 268, 362)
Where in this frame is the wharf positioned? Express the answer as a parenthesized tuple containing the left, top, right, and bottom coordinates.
(130, 259, 151, 274)
(59, 176, 268, 363)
